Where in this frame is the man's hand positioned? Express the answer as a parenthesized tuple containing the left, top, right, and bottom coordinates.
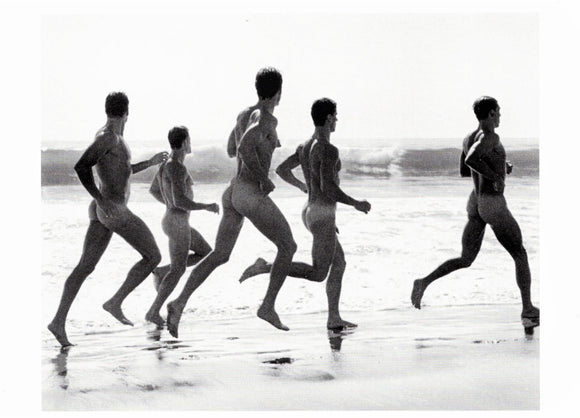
(150, 152, 169, 166)
(206, 203, 220, 214)
(506, 161, 513, 175)
(492, 178, 505, 193)
(354, 200, 371, 214)
(260, 178, 276, 194)
(299, 183, 308, 194)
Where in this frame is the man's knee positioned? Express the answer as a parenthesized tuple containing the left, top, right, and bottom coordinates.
(147, 247, 162, 267)
(309, 270, 327, 282)
(200, 244, 213, 257)
(277, 238, 297, 256)
(72, 261, 96, 279)
(458, 254, 476, 268)
(509, 245, 528, 261)
(210, 249, 231, 266)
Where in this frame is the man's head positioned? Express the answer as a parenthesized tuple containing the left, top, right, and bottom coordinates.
(168, 126, 191, 153)
(311, 98, 338, 131)
(105, 92, 129, 118)
(255, 67, 283, 102)
(473, 96, 500, 126)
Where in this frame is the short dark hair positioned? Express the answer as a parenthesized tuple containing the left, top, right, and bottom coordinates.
(311, 98, 337, 127)
(105, 92, 129, 118)
(473, 96, 499, 121)
(255, 67, 283, 100)
(168, 126, 189, 149)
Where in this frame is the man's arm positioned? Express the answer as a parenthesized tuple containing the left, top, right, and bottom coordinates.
(74, 134, 115, 203)
(464, 134, 502, 181)
(227, 112, 246, 158)
(276, 150, 307, 193)
(131, 152, 168, 174)
(460, 151, 471, 177)
(149, 172, 165, 204)
(227, 128, 238, 158)
(319, 145, 370, 212)
(169, 165, 219, 213)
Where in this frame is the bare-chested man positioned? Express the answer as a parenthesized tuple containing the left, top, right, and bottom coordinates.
(47, 92, 168, 347)
(145, 126, 219, 327)
(166, 67, 300, 337)
(411, 96, 539, 328)
(239, 98, 371, 330)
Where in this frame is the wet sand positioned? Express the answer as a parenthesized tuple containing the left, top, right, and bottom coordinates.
(42, 303, 539, 410)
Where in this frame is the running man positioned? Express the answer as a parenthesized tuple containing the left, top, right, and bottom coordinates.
(240, 98, 371, 330)
(47, 92, 168, 347)
(166, 67, 300, 336)
(145, 126, 219, 327)
(411, 96, 539, 327)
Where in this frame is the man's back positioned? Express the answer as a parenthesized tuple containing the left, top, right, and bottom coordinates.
(93, 130, 132, 204)
(156, 160, 193, 211)
(463, 130, 506, 196)
(300, 139, 340, 206)
(237, 108, 280, 183)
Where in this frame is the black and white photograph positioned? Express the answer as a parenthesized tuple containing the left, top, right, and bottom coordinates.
(3, 0, 579, 415)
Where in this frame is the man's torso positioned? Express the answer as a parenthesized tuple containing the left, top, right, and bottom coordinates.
(95, 132, 132, 204)
(300, 138, 340, 206)
(236, 107, 279, 184)
(158, 160, 193, 212)
(464, 130, 506, 196)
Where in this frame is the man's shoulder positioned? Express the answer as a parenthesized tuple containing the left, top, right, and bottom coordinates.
(90, 130, 120, 154)
(237, 106, 255, 120)
(165, 160, 187, 175)
(319, 141, 339, 155)
(310, 140, 338, 160)
(95, 129, 119, 144)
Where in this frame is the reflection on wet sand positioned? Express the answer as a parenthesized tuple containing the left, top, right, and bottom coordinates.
(327, 327, 356, 352)
(50, 347, 70, 390)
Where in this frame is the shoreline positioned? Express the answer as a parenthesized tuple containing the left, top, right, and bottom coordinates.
(42, 303, 539, 410)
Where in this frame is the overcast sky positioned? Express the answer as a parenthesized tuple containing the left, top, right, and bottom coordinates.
(42, 12, 538, 147)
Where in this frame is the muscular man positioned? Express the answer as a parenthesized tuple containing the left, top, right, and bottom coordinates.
(47, 92, 168, 347)
(145, 126, 219, 327)
(240, 98, 371, 330)
(411, 96, 539, 327)
(166, 67, 301, 336)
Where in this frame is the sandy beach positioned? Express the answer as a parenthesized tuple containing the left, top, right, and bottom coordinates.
(42, 303, 538, 410)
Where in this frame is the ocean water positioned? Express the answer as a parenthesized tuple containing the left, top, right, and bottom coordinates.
(41, 137, 539, 185)
(41, 175, 539, 332)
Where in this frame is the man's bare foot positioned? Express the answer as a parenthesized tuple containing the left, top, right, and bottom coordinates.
(145, 311, 165, 328)
(167, 301, 185, 338)
(257, 306, 289, 331)
(411, 279, 426, 309)
(521, 306, 540, 327)
(239, 258, 270, 283)
(47, 322, 73, 347)
(327, 319, 358, 331)
(102, 301, 134, 326)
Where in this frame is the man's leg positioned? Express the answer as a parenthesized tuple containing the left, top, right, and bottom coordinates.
(244, 196, 301, 331)
(153, 227, 213, 291)
(167, 189, 244, 338)
(102, 211, 162, 326)
(145, 225, 190, 326)
(488, 210, 538, 319)
(411, 213, 486, 309)
(325, 241, 356, 330)
(48, 220, 113, 347)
